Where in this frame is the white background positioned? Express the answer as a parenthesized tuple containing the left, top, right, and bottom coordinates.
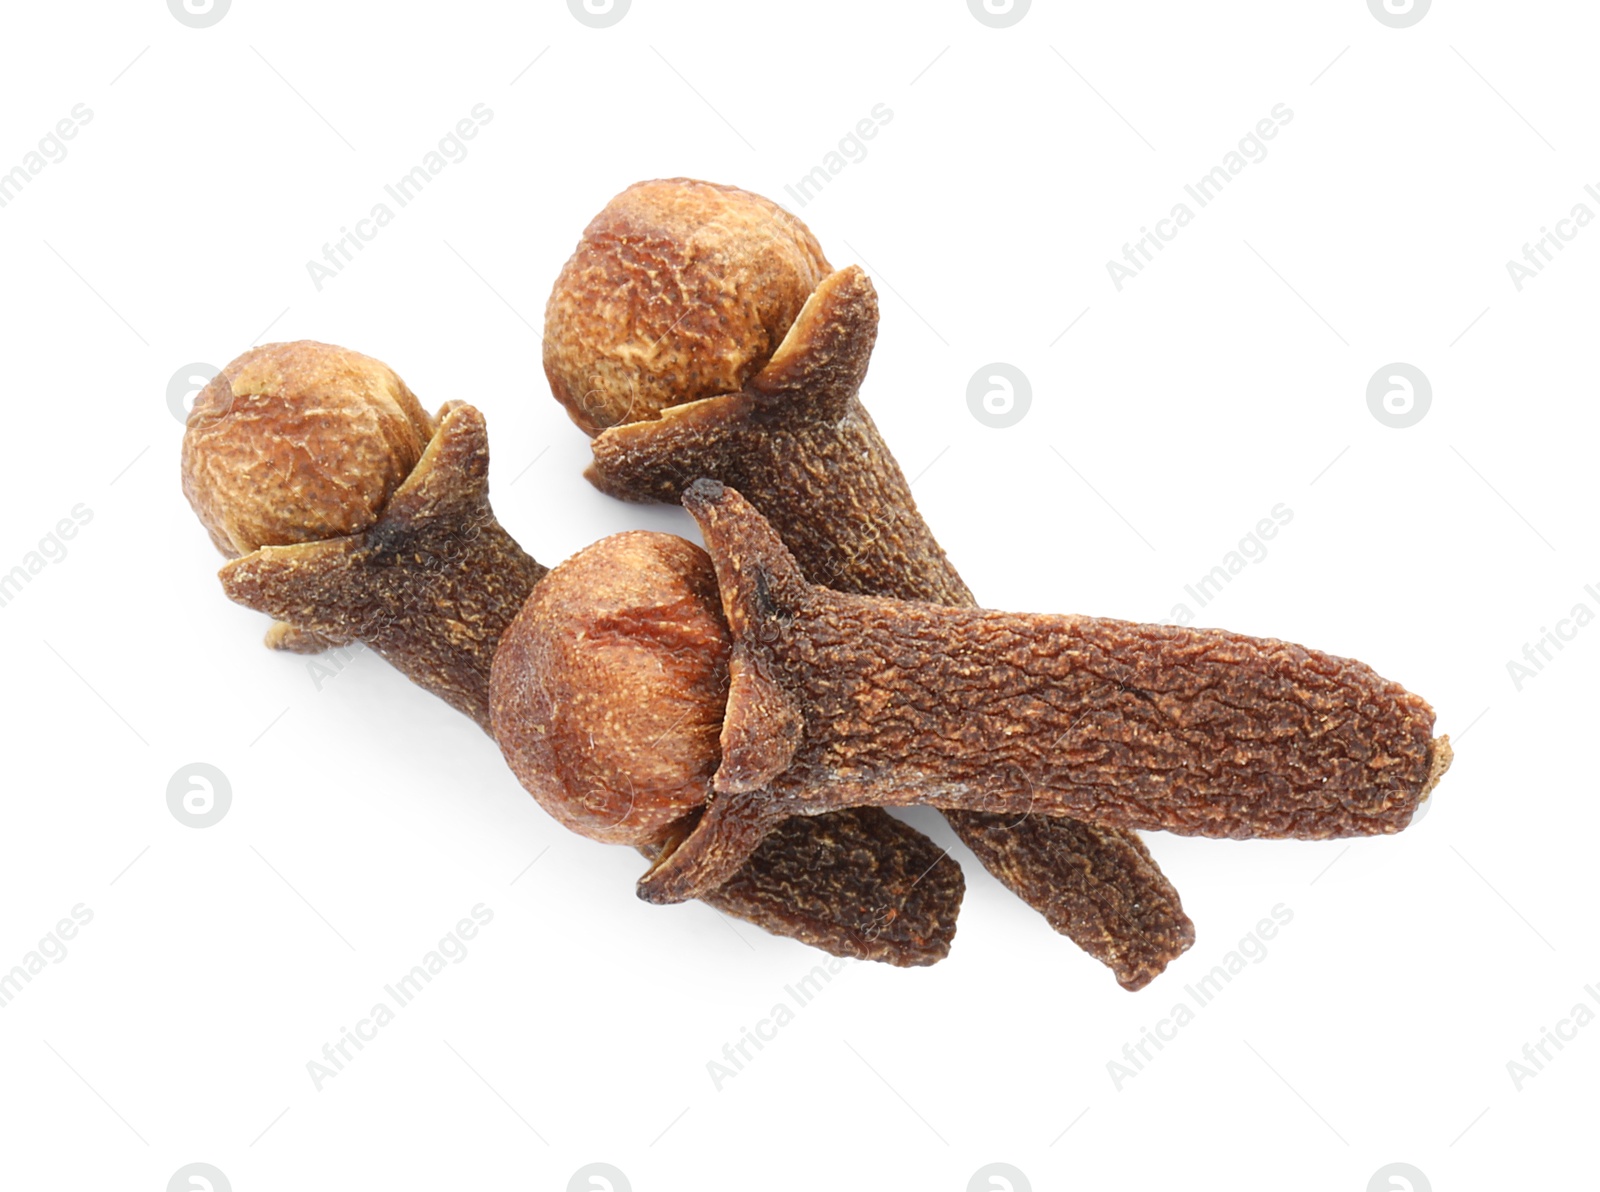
(0, 2, 1594, 1189)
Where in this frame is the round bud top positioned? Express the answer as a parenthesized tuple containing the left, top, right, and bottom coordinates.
(182, 340, 436, 557)
(543, 177, 831, 435)
(490, 531, 731, 846)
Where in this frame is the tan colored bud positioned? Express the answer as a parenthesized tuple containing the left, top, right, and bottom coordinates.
(182, 340, 435, 556)
(543, 177, 831, 435)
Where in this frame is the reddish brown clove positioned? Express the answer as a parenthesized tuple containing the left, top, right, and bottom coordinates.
(492, 483, 1451, 905)
(489, 530, 729, 844)
(544, 178, 1192, 988)
(186, 341, 962, 966)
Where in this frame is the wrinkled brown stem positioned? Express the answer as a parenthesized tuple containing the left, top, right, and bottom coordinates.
(651, 807, 963, 966)
(637, 482, 1450, 904)
(586, 266, 1194, 988)
(217, 401, 960, 965)
(945, 813, 1192, 993)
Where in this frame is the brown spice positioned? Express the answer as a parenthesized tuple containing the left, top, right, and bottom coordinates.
(189, 341, 959, 965)
(493, 483, 1450, 905)
(549, 184, 1192, 988)
(652, 481, 1452, 900)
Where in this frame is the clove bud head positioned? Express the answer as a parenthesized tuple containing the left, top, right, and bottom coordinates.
(543, 178, 831, 435)
(489, 530, 729, 845)
(182, 340, 436, 556)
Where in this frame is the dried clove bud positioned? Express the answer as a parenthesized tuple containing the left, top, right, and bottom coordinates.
(493, 482, 1452, 905)
(543, 179, 1192, 988)
(184, 340, 436, 557)
(544, 177, 830, 435)
(187, 341, 960, 965)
